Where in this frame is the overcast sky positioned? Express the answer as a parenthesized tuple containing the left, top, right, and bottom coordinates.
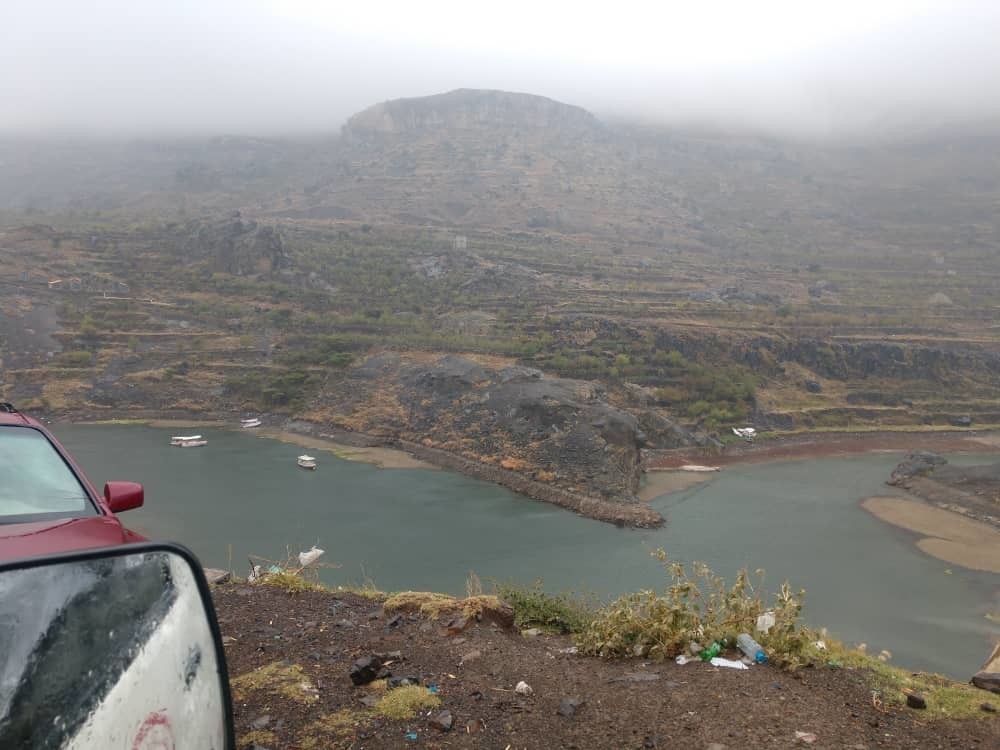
(3, 0, 1000, 137)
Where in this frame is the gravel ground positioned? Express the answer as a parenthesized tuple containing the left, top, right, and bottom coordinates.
(213, 584, 1000, 750)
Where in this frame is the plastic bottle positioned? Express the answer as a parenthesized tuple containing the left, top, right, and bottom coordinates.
(736, 633, 767, 663)
(699, 642, 722, 661)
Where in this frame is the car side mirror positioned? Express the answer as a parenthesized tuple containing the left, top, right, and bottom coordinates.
(0, 543, 234, 749)
(104, 481, 144, 512)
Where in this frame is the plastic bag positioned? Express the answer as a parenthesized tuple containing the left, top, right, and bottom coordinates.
(298, 546, 325, 567)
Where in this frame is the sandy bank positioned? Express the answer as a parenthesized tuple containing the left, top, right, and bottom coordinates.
(638, 469, 713, 501)
(253, 429, 435, 470)
(862, 496, 1000, 574)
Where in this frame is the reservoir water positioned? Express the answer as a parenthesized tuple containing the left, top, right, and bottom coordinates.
(55, 424, 998, 679)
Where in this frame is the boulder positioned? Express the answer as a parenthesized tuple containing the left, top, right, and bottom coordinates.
(972, 642, 1000, 693)
(888, 451, 947, 486)
(349, 656, 384, 686)
(429, 709, 454, 732)
(906, 692, 927, 709)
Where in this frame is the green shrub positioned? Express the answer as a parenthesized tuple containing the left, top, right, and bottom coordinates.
(54, 350, 93, 368)
(494, 581, 595, 634)
(577, 552, 817, 668)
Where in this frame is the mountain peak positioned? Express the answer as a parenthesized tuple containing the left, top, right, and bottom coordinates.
(344, 89, 601, 137)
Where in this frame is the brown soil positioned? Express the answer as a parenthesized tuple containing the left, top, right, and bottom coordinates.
(213, 584, 999, 750)
(648, 430, 1000, 470)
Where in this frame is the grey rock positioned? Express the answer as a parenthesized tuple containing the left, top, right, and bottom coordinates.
(460, 649, 482, 665)
(387, 675, 421, 689)
(981, 702, 997, 712)
(429, 709, 453, 732)
(336, 619, 356, 629)
(906, 692, 927, 710)
(349, 656, 383, 686)
(558, 697, 585, 717)
(972, 671, 1000, 693)
(522, 627, 542, 637)
(444, 615, 472, 635)
(804, 380, 822, 393)
(359, 694, 380, 707)
(250, 715, 271, 730)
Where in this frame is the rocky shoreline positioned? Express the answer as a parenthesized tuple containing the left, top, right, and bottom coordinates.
(67, 411, 1000, 529)
(71, 412, 665, 527)
(266, 421, 664, 528)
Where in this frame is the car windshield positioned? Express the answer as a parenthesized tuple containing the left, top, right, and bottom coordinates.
(0, 428, 94, 523)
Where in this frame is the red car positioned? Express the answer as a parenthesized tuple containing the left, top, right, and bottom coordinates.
(0, 403, 147, 559)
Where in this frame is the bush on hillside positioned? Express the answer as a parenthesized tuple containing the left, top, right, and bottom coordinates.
(577, 551, 817, 668)
(494, 581, 595, 634)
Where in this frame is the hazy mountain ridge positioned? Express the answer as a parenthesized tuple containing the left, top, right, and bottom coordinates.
(1, 89, 998, 256)
(344, 89, 602, 137)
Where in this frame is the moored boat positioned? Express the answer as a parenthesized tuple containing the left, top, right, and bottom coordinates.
(178, 438, 208, 448)
(297, 454, 317, 470)
(241, 417, 262, 428)
(170, 434, 202, 446)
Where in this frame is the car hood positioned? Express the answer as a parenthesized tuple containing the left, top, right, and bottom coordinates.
(0, 517, 128, 560)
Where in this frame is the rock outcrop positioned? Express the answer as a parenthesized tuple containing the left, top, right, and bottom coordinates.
(314, 353, 659, 525)
(173, 216, 289, 276)
(888, 451, 948, 486)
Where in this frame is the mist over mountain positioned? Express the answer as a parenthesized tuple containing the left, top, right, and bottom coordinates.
(5, 1, 1000, 138)
(2, 88, 998, 263)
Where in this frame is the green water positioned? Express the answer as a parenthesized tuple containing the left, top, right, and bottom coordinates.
(54, 424, 999, 679)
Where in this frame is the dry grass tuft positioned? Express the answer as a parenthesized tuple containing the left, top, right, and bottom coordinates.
(371, 686, 440, 719)
(384, 591, 503, 619)
(238, 730, 277, 747)
(297, 710, 364, 749)
(230, 661, 318, 704)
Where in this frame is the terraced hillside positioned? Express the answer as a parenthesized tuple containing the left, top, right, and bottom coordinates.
(1, 90, 999, 519)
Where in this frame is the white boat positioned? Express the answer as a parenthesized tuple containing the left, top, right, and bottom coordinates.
(241, 418, 262, 428)
(178, 439, 208, 448)
(732, 427, 757, 441)
(297, 454, 317, 470)
(170, 434, 202, 446)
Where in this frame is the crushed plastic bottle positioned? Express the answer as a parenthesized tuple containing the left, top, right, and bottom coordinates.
(736, 633, 767, 664)
(699, 642, 722, 661)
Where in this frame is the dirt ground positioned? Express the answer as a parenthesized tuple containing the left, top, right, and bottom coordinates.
(213, 584, 999, 750)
